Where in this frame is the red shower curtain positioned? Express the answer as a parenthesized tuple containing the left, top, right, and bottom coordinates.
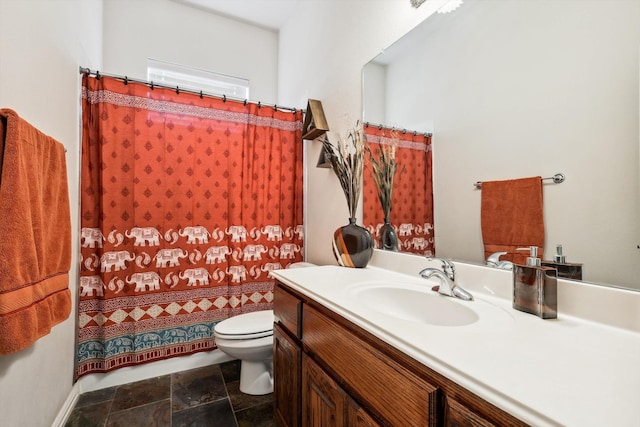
(77, 74, 304, 378)
(363, 125, 434, 255)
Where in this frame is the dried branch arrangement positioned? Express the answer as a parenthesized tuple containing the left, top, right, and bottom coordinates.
(321, 122, 365, 219)
(366, 135, 405, 218)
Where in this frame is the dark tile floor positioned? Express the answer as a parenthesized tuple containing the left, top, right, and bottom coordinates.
(64, 360, 275, 427)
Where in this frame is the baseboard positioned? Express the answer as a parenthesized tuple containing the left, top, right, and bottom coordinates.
(51, 382, 80, 427)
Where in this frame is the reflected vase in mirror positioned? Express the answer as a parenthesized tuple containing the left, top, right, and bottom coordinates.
(379, 217, 399, 251)
(365, 131, 404, 252)
(333, 217, 374, 268)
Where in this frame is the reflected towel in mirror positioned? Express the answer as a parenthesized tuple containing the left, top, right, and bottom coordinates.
(481, 176, 544, 265)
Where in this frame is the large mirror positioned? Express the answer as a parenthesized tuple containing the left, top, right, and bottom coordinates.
(363, 0, 640, 290)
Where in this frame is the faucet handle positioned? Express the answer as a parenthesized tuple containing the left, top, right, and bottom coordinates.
(487, 251, 507, 265)
(426, 256, 455, 278)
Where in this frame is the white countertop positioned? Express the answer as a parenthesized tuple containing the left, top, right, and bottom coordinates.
(271, 263, 640, 427)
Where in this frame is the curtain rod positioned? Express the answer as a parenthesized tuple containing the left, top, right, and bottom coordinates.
(474, 173, 565, 189)
(79, 67, 302, 114)
(363, 121, 432, 137)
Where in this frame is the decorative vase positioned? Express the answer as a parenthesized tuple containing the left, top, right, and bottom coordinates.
(332, 217, 374, 268)
(378, 217, 399, 251)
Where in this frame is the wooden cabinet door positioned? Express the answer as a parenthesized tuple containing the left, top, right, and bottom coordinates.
(347, 398, 381, 427)
(302, 354, 347, 427)
(274, 324, 301, 427)
(274, 284, 302, 338)
(444, 396, 496, 427)
(303, 306, 439, 426)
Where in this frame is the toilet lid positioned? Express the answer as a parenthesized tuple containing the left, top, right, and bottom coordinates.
(214, 310, 274, 339)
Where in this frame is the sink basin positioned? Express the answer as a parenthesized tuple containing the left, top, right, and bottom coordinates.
(347, 281, 514, 328)
(350, 282, 478, 326)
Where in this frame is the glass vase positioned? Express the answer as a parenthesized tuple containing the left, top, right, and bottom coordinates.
(378, 217, 399, 251)
(332, 217, 374, 268)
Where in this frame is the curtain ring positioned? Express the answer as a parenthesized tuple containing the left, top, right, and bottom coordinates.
(244, 99, 247, 106)
(150, 82, 154, 90)
(124, 76, 128, 85)
(96, 70, 100, 80)
(223, 95, 226, 102)
(176, 86, 180, 94)
(199, 91, 203, 99)
(258, 101, 261, 108)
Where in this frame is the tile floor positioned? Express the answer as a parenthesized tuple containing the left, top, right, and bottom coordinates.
(64, 360, 275, 427)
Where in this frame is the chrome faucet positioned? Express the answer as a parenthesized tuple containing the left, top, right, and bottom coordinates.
(486, 251, 513, 270)
(419, 257, 474, 301)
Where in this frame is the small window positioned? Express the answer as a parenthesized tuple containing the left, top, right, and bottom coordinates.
(147, 58, 250, 99)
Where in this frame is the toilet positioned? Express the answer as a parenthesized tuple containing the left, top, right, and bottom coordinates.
(214, 310, 275, 395)
(213, 261, 315, 395)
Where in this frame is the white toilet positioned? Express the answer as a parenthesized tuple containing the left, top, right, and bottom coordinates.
(214, 310, 275, 395)
(213, 262, 315, 395)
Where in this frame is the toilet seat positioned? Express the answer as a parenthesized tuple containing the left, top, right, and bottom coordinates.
(214, 310, 274, 340)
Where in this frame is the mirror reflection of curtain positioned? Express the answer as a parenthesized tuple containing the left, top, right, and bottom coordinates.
(77, 74, 304, 379)
(363, 125, 434, 255)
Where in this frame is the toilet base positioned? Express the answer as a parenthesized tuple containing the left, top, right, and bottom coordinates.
(239, 358, 273, 395)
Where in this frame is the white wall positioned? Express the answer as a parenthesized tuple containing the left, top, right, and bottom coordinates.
(362, 61, 386, 125)
(0, 1, 102, 425)
(103, 0, 279, 103)
(278, 0, 446, 265)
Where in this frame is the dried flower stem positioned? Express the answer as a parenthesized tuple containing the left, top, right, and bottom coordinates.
(321, 122, 365, 219)
(366, 136, 405, 218)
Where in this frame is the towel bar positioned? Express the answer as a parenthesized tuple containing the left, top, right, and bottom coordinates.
(474, 173, 564, 189)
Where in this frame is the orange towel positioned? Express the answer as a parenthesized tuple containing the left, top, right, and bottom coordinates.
(481, 176, 544, 266)
(0, 109, 71, 355)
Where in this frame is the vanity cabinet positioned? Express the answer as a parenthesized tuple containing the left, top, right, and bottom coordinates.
(302, 354, 380, 426)
(302, 304, 438, 426)
(301, 353, 347, 425)
(347, 398, 380, 427)
(443, 396, 495, 427)
(274, 324, 301, 427)
(273, 282, 526, 427)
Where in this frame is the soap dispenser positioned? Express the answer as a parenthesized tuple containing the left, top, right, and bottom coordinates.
(513, 246, 557, 319)
(541, 244, 583, 280)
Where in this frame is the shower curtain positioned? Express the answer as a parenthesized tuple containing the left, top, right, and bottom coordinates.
(77, 74, 304, 378)
(363, 125, 434, 255)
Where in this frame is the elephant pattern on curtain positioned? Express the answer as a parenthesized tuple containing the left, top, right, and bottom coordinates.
(77, 74, 304, 378)
(363, 125, 434, 255)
